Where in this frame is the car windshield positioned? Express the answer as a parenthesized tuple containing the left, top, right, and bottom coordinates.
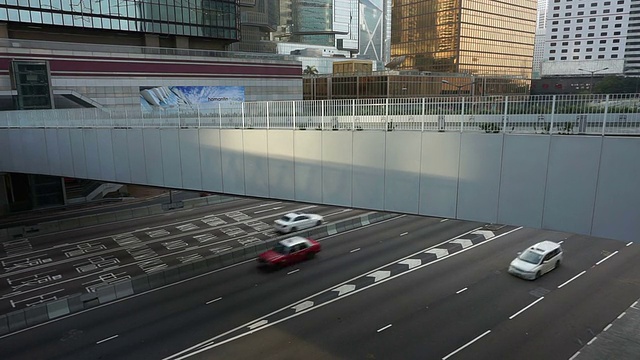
(280, 216, 292, 222)
(272, 243, 289, 254)
(519, 250, 543, 265)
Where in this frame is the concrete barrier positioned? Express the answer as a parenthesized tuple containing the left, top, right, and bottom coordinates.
(131, 275, 150, 293)
(25, 304, 48, 326)
(147, 271, 166, 288)
(115, 280, 134, 299)
(0, 314, 8, 335)
(46, 298, 70, 319)
(7, 310, 26, 331)
(97, 285, 117, 304)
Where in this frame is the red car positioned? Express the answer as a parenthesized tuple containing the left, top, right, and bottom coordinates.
(257, 236, 321, 269)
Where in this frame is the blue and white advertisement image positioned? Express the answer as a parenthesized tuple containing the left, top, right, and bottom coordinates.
(140, 86, 245, 113)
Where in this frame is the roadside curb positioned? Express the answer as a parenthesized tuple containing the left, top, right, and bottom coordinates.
(0, 211, 399, 336)
(0, 195, 238, 241)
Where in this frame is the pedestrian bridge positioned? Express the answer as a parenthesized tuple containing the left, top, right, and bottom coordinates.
(1, 94, 639, 242)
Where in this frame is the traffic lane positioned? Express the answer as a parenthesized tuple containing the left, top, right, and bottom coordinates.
(471, 241, 640, 360)
(0, 215, 478, 360)
(187, 227, 633, 359)
(0, 204, 363, 313)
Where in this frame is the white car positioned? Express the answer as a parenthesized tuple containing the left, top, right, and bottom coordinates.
(508, 240, 563, 280)
(273, 212, 324, 233)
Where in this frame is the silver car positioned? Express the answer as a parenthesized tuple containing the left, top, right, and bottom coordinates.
(508, 241, 563, 280)
(273, 212, 324, 234)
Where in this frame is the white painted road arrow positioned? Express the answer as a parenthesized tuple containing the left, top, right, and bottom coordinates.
(291, 301, 314, 313)
(451, 239, 473, 248)
(367, 271, 391, 282)
(425, 248, 449, 258)
(398, 259, 421, 269)
(333, 284, 356, 296)
(247, 319, 268, 330)
(472, 230, 495, 239)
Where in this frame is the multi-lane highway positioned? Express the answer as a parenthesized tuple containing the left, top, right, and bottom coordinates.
(0, 198, 366, 314)
(0, 202, 637, 360)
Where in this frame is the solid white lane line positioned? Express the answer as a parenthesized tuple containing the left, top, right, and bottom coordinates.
(440, 219, 448, 223)
(509, 297, 544, 320)
(618, 312, 626, 319)
(626, 242, 633, 247)
(568, 352, 581, 360)
(287, 269, 299, 275)
(633, 300, 639, 307)
(442, 330, 491, 360)
(557, 241, 564, 244)
(596, 250, 618, 265)
(350, 248, 361, 253)
(603, 323, 613, 332)
(206, 297, 222, 305)
(96, 335, 119, 344)
(587, 337, 597, 345)
(456, 287, 468, 294)
(377, 324, 392, 333)
(558, 271, 586, 289)
(400, 232, 408, 236)
(135, 228, 150, 232)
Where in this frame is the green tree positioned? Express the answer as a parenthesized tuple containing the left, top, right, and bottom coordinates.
(303, 65, 319, 75)
(594, 76, 640, 94)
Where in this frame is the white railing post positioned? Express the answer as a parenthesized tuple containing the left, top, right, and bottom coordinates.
(293, 101, 296, 129)
(218, 103, 222, 128)
(385, 97, 389, 130)
(197, 104, 201, 128)
(178, 106, 181, 128)
(241, 102, 245, 129)
(602, 94, 609, 135)
(502, 96, 509, 133)
(550, 95, 556, 134)
(460, 97, 465, 133)
(321, 100, 325, 130)
(352, 99, 356, 130)
(266, 101, 270, 129)
(421, 97, 425, 132)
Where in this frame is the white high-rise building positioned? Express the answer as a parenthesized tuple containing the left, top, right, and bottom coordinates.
(625, 0, 640, 75)
(533, 0, 549, 78)
(541, 0, 631, 77)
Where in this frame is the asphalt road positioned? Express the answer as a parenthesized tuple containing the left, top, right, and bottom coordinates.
(0, 198, 367, 314)
(0, 215, 637, 360)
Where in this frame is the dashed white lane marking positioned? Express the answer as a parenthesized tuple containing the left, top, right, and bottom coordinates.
(509, 297, 544, 320)
(400, 232, 408, 236)
(377, 324, 392, 333)
(332, 284, 356, 296)
(442, 330, 491, 360)
(247, 320, 268, 330)
(440, 219, 448, 223)
(596, 250, 618, 265)
(206, 297, 222, 305)
(96, 334, 119, 344)
(291, 301, 314, 313)
(618, 312, 626, 319)
(603, 323, 613, 332)
(626, 242, 633, 247)
(558, 271, 586, 289)
(287, 269, 299, 275)
(456, 287, 468, 294)
(569, 351, 581, 360)
(587, 337, 597, 345)
(350, 248, 361, 253)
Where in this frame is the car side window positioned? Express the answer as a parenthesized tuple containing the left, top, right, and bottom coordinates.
(299, 243, 308, 250)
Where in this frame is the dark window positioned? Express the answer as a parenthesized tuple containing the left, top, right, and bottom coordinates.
(612, 54, 618, 58)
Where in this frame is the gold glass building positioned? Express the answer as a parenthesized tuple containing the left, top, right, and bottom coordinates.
(391, 0, 537, 78)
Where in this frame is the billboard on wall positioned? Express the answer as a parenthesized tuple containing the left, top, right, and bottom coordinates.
(140, 86, 245, 112)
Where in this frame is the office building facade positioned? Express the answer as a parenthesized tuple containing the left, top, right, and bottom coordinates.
(390, 0, 537, 78)
(358, 0, 392, 69)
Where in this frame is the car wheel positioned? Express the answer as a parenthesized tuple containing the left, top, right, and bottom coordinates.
(535, 270, 541, 279)
(555, 260, 560, 269)
(307, 252, 315, 260)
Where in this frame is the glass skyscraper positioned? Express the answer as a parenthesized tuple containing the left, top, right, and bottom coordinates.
(391, 0, 536, 77)
(359, 0, 391, 68)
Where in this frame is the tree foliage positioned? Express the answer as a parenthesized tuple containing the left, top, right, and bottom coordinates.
(594, 76, 640, 94)
(303, 65, 319, 75)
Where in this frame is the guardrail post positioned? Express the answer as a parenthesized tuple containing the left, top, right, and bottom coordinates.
(241, 102, 245, 129)
(550, 95, 556, 134)
(421, 98, 425, 132)
(385, 97, 389, 130)
(266, 101, 270, 129)
(502, 96, 509, 133)
(178, 106, 181, 128)
(218, 103, 222, 129)
(321, 100, 325, 130)
(460, 97, 465, 132)
(293, 101, 296, 129)
(197, 105, 201, 128)
(352, 99, 356, 130)
(602, 94, 609, 135)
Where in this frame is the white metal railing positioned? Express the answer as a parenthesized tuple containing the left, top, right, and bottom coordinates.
(1, 94, 639, 135)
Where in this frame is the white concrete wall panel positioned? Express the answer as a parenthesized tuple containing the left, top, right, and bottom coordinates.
(543, 136, 601, 235)
(322, 131, 353, 207)
(591, 137, 640, 241)
(96, 129, 116, 181)
(242, 130, 269, 197)
(267, 130, 295, 200)
(352, 132, 385, 210)
(57, 129, 75, 177)
(294, 131, 323, 203)
(457, 133, 503, 223)
(9, 130, 25, 173)
(69, 129, 87, 179)
(179, 130, 203, 190)
(126, 129, 147, 184)
(45, 130, 62, 176)
(0, 130, 11, 171)
(385, 132, 421, 213)
(160, 129, 182, 188)
(142, 129, 164, 186)
(111, 130, 131, 183)
(498, 135, 550, 228)
(220, 130, 246, 195)
(199, 129, 223, 192)
(83, 129, 101, 180)
(419, 133, 461, 218)
(23, 129, 47, 175)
